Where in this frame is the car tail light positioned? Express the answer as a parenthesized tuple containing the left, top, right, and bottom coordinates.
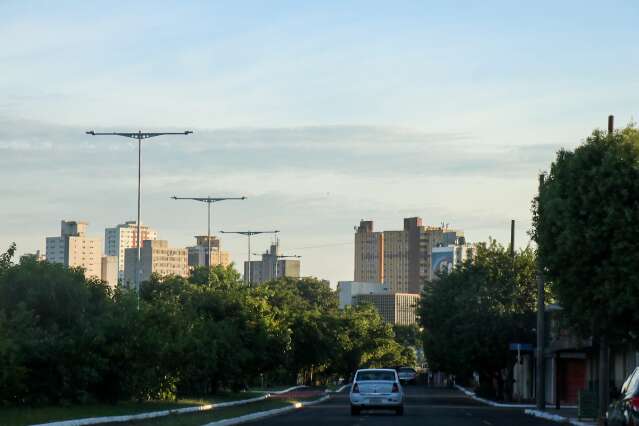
(630, 397, 639, 411)
(392, 382, 399, 393)
(352, 383, 359, 393)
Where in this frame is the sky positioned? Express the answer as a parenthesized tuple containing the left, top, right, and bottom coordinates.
(1, 1, 638, 286)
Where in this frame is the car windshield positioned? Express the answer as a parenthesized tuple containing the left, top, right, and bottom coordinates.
(356, 371, 396, 381)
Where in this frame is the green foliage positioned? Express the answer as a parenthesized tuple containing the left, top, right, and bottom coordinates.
(419, 241, 537, 397)
(0, 251, 411, 406)
(532, 125, 639, 339)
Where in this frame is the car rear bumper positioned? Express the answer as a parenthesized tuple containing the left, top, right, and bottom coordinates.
(350, 394, 403, 407)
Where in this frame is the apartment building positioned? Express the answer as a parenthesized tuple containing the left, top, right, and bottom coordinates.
(244, 243, 301, 286)
(351, 293, 420, 326)
(46, 220, 102, 279)
(187, 235, 230, 268)
(101, 255, 118, 289)
(354, 217, 466, 293)
(105, 221, 158, 282)
(123, 240, 188, 285)
(337, 281, 391, 309)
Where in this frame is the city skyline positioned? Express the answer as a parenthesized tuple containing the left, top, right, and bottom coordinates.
(2, 1, 639, 285)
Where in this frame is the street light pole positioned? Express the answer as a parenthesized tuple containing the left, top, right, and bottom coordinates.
(536, 172, 546, 410)
(171, 196, 246, 270)
(221, 230, 279, 286)
(86, 130, 192, 309)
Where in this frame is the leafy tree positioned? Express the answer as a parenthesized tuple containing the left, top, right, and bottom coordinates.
(532, 125, 639, 341)
(419, 241, 537, 399)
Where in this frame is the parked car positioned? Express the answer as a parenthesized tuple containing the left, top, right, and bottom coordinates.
(606, 367, 639, 426)
(397, 367, 418, 385)
(349, 368, 404, 416)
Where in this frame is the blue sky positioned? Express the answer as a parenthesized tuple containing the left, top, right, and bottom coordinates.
(1, 1, 638, 285)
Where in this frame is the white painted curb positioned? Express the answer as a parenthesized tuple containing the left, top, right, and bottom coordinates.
(454, 384, 536, 408)
(325, 383, 350, 394)
(202, 395, 331, 426)
(525, 409, 595, 426)
(254, 385, 307, 394)
(29, 395, 269, 426)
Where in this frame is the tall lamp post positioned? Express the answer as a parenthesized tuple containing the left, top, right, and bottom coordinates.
(170, 196, 246, 269)
(220, 230, 279, 286)
(86, 130, 192, 308)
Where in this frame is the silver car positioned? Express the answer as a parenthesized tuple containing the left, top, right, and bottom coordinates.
(349, 368, 404, 416)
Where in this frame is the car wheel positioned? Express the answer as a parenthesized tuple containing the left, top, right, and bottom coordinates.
(350, 405, 360, 416)
(396, 405, 404, 416)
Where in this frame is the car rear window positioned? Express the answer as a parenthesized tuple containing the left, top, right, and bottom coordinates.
(356, 370, 396, 381)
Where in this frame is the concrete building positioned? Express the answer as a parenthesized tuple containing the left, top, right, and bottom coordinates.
(351, 293, 420, 325)
(46, 220, 102, 279)
(187, 235, 230, 268)
(123, 240, 188, 285)
(354, 220, 384, 283)
(244, 243, 301, 286)
(354, 218, 465, 293)
(105, 221, 158, 282)
(101, 255, 118, 289)
(337, 281, 391, 309)
(20, 250, 46, 263)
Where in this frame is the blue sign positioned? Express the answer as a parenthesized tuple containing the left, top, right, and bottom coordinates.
(509, 343, 534, 351)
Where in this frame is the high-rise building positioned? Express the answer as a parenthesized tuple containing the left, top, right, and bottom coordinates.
(351, 293, 420, 325)
(101, 255, 118, 289)
(105, 221, 158, 282)
(354, 218, 465, 293)
(244, 243, 301, 286)
(46, 220, 102, 279)
(354, 221, 384, 283)
(187, 235, 230, 268)
(123, 240, 188, 285)
(430, 243, 476, 281)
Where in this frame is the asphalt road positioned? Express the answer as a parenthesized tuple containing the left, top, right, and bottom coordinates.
(258, 386, 557, 426)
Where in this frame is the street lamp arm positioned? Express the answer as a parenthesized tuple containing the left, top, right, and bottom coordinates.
(86, 131, 193, 139)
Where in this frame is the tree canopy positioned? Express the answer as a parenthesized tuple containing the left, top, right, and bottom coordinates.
(532, 125, 639, 340)
(419, 240, 537, 399)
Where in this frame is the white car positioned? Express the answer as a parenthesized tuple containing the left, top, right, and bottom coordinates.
(349, 368, 404, 416)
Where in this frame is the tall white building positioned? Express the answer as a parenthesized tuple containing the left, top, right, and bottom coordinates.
(105, 221, 158, 282)
(46, 220, 102, 279)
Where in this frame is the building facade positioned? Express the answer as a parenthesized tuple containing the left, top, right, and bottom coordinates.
(187, 235, 230, 268)
(244, 243, 301, 286)
(123, 240, 188, 285)
(337, 281, 391, 309)
(105, 221, 158, 282)
(101, 255, 118, 289)
(354, 218, 466, 293)
(351, 293, 420, 325)
(46, 220, 102, 279)
(354, 220, 384, 283)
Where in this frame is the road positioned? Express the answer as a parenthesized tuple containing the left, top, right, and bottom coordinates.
(259, 386, 557, 426)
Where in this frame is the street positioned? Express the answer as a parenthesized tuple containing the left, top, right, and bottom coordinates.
(259, 386, 557, 426)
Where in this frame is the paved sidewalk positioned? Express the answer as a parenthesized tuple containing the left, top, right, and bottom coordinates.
(524, 407, 598, 426)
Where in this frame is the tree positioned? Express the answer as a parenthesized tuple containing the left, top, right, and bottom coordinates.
(419, 241, 537, 399)
(532, 125, 639, 340)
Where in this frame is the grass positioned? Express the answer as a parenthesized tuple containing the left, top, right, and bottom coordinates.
(0, 392, 262, 426)
(100, 399, 295, 426)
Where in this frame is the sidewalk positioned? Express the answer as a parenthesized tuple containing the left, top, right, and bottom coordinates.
(524, 407, 598, 426)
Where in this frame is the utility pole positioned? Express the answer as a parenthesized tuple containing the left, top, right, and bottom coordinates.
(170, 196, 246, 270)
(536, 173, 546, 410)
(510, 220, 515, 258)
(220, 230, 279, 286)
(86, 130, 192, 309)
(598, 115, 614, 416)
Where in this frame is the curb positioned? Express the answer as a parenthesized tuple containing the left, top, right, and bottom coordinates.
(524, 409, 595, 426)
(29, 395, 270, 426)
(201, 395, 331, 426)
(254, 385, 307, 395)
(325, 384, 350, 394)
(454, 384, 536, 408)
